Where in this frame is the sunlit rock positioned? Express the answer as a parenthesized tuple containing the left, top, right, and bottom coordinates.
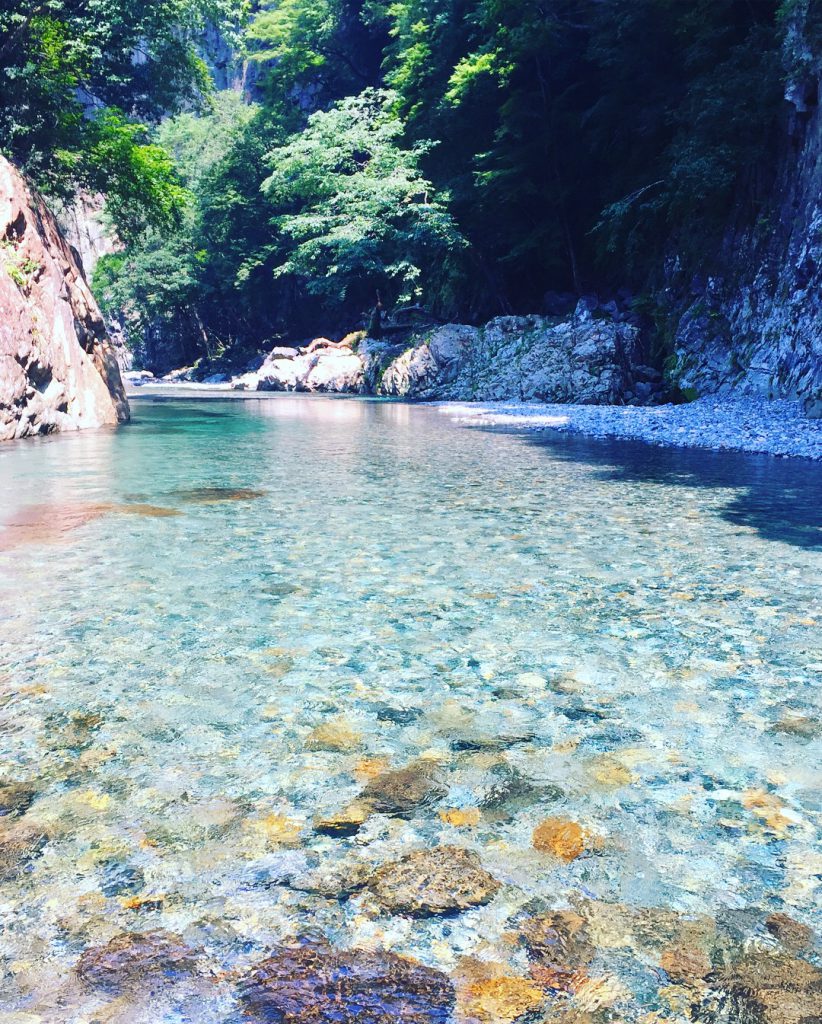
(368, 846, 500, 917)
(305, 719, 364, 753)
(313, 800, 372, 837)
(0, 156, 129, 441)
(532, 818, 589, 860)
(454, 957, 546, 1023)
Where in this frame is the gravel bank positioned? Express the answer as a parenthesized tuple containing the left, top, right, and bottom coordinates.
(438, 397, 822, 461)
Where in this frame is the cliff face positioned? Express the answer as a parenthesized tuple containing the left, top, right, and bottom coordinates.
(0, 157, 129, 442)
(668, 19, 821, 402)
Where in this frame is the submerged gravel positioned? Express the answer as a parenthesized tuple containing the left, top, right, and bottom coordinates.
(438, 397, 822, 461)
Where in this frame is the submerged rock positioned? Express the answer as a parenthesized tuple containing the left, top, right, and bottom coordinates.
(532, 818, 589, 860)
(172, 486, 266, 504)
(75, 930, 198, 992)
(455, 959, 546, 1023)
(0, 781, 36, 817)
(368, 846, 500, 917)
(699, 951, 822, 1024)
(239, 942, 454, 1023)
(518, 909, 595, 969)
(360, 761, 446, 817)
(0, 821, 48, 879)
(765, 913, 815, 951)
(288, 859, 371, 898)
(313, 800, 372, 837)
(477, 763, 547, 819)
(305, 720, 364, 753)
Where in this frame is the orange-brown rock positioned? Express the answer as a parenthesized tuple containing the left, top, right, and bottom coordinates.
(0, 156, 128, 441)
(455, 959, 545, 1023)
(660, 944, 712, 984)
(532, 818, 588, 860)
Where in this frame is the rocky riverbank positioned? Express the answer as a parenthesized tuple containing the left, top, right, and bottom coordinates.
(438, 397, 822, 462)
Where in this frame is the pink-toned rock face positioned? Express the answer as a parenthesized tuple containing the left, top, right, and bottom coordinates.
(0, 157, 129, 441)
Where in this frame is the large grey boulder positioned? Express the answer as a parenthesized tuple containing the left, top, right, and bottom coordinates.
(0, 157, 129, 441)
(255, 347, 364, 393)
(375, 305, 638, 403)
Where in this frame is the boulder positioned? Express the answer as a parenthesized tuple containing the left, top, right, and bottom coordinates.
(373, 306, 638, 403)
(0, 156, 129, 440)
(240, 942, 454, 1023)
(256, 349, 364, 393)
(257, 357, 300, 391)
(301, 350, 364, 393)
(368, 846, 500, 917)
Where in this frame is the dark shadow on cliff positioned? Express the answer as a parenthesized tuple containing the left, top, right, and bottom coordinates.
(509, 429, 822, 550)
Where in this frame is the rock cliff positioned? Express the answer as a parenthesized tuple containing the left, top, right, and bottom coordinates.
(668, 11, 821, 402)
(0, 157, 129, 441)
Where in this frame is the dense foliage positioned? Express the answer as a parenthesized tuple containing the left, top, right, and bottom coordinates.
(13, 0, 808, 366)
(0, 0, 244, 237)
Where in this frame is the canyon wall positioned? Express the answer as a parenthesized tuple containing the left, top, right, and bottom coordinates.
(668, 16, 821, 402)
(0, 157, 129, 442)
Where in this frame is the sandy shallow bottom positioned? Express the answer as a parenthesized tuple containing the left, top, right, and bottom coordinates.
(0, 395, 819, 1022)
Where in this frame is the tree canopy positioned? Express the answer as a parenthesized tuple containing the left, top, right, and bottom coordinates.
(71, 0, 813, 368)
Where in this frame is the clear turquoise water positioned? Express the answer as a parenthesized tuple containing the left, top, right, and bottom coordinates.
(0, 395, 819, 1021)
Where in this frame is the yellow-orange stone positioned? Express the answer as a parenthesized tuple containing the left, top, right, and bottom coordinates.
(457, 973, 545, 1023)
(305, 720, 363, 753)
(440, 808, 482, 827)
(533, 818, 587, 860)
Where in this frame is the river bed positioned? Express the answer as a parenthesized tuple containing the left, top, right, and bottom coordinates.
(0, 395, 819, 1022)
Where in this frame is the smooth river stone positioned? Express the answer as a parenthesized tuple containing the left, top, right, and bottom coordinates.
(239, 942, 454, 1023)
(75, 930, 198, 992)
(368, 846, 500, 917)
(360, 761, 446, 817)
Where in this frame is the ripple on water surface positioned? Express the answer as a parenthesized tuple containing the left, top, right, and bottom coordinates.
(0, 395, 819, 1023)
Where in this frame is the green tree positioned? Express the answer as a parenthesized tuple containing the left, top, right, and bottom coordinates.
(0, 0, 245, 235)
(259, 88, 464, 313)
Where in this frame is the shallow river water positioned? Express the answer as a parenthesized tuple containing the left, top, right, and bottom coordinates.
(0, 395, 820, 1023)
